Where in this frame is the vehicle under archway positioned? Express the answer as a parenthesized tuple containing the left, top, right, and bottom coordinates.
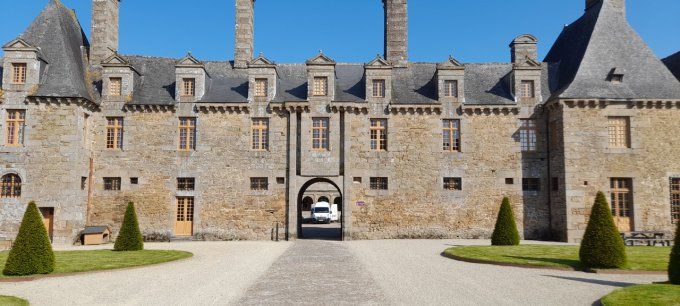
(297, 178, 342, 240)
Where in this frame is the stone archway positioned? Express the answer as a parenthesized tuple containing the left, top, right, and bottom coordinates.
(297, 178, 343, 240)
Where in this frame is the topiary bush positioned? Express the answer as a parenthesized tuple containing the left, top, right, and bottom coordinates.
(579, 191, 627, 269)
(669, 220, 680, 284)
(491, 197, 520, 246)
(114, 202, 144, 251)
(2, 202, 55, 276)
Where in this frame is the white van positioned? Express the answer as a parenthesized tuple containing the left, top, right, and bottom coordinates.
(330, 204, 339, 222)
(311, 202, 332, 224)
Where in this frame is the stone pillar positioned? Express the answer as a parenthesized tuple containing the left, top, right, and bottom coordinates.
(91, 0, 120, 66)
(383, 0, 408, 68)
(586, 0, 625, 16)
(234, 0, 255, 69)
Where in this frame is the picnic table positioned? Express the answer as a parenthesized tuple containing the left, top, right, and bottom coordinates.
(620, 231, 672, 246)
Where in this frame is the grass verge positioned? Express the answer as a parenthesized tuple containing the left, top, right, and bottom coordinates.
(601, 284, 680, 306)
(444, 245, 670, 271)
(0, 295, 29, 306)
(0, 249, 192, 278)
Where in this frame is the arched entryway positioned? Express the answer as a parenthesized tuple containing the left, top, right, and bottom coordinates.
(297, 178, 343, 240)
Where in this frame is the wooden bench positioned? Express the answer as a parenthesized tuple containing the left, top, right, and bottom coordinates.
(0, 239, 13, 250)
(621, 231, 673, 246)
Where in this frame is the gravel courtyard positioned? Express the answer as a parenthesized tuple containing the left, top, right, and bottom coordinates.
(0, 240, 665, 305)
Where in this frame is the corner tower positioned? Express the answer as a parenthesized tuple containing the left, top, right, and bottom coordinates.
(91, 0, 120, 66)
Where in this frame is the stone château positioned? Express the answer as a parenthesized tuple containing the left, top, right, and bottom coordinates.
(1, 0, 679, 244)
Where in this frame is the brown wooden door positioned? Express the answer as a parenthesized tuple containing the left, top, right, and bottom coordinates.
(174, 197, 194, 236)
(611, 178, 633, 232)
(39, 207, 54, 242)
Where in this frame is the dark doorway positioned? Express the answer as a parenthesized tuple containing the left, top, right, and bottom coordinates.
(298, 178, 342, 240)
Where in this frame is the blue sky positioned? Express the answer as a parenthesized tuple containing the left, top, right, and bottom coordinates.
(1, 0, 678, 63)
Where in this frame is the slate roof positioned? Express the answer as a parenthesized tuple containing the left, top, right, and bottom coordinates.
(81, 226, 110, 235)
(663, 51, 680, 82)
(545, 0, 680, 99)
(19, 0, 93, 101)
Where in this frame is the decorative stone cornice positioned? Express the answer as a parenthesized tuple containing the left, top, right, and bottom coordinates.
(461, 105, 520, 115)
(123, 104, 175, 113)
(387, 104, 442, 115)
(329, 102, 369, 113)
(195, 103, 249, 114)
(25, 96, 99, 111)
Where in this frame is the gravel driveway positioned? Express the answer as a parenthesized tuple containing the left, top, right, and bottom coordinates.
(0, 240, 665, 305)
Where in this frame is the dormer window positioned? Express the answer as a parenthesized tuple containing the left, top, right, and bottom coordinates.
(12, 63, 26, 84)
(313, 77, 328, 96)
(520, 80, 535, 98)
(372, 79, 386, 98)
(611, 74, 624, 84)
(255, 78, 268, 97)
(109, 77, 122, 96)
(444, 80, 458, 98)
(181, 78, 196, 97)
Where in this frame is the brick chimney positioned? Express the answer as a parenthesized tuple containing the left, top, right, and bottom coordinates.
(91, 0, 120, 66)
(234, 0, 255, 69)
(586, 0, 625, 16)
(383, 0, 408, 68)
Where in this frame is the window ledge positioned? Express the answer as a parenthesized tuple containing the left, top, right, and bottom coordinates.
(605, 148, 634, 154)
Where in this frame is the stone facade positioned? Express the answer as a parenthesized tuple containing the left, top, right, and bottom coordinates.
(0, 0, 679, 244)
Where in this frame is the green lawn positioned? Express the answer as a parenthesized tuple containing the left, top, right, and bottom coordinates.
(0, 295, 29, 306)
(444, 245, 671, 271)
(0, 249, 192, 278)
(601, 284, 680, 306)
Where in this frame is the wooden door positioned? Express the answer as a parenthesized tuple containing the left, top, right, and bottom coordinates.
(174, 197, 194, 236)
(611, 178, 633, 232)
(39, 207, 54, 242)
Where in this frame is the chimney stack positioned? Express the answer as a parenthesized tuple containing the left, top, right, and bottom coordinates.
(383, 0, 408, 68)
(586, 0, 625, 16)
(234, 0, 255, 69)
(91, 0, 120, 66)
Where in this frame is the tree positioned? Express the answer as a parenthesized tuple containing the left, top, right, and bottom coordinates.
(3, 202, 55, 276)
(579, 191, 627, 269)
(669, 220, 680, 284)
(114, 202, 144, 251)
(491, 197, 520, 246)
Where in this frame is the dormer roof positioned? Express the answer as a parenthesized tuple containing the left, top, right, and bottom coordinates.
(102, 52, 131, 67)
(248, 53, 276, 68)
(365, 55, 391, 69)
(437, 55, 465, 70)
(306, 51, 336, 66)
(2, 37, 39, 51)
(176, 52, 204, 68)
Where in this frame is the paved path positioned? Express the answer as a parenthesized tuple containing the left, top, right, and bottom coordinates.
(0, 240, 666, 305)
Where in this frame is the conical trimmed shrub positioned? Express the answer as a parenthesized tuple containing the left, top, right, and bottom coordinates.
(579, 191, 627, 269)
(2, 202, 55, 276)
(114, 202, 144, 251)
(491, 197, 520, 246)
(669, 220, 680, 284)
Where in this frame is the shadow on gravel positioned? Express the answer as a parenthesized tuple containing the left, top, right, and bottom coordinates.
(300, 225, 342, 241)
(542, 275, 636, 287)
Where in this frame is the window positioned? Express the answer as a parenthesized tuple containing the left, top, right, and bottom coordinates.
(177, 178, 195, 191)
(103, 177, 121, 191)
(353, 177, 362, 183)
(552, 177, 559, 192)
(109, 77, 122, 96)
(370, 177, 388, 190)
(12, 63, 27, 84)
(372, 79, 386, 98)
(522, 178, 540, 191)
(5, 110, 26, 146)
(251, 118, 269, 151)
(611, 178, 633, 217)
(442, 119, 461, 152)
(178, 117, 197, 151)
(608, 117, 630, 148)
(671, 178, 680, 223)
(250, 177, 268, 191)
(81, 177, 88, 190)
(276, 177, 285, 184)
(312, 118, 329, 150)
(444, 80, 458, 98)
(313, 77, 328, 96)
(181, 78, 196, 97)
(505, 178, 514, 185)
(106, 117, 124, 149)
(611, 74, 624, 84)
(83, 114, 90, 146)
(255, 78, 268, 97)
(444, 177, 462, 191)
(130, 177, 139, 185)
(519, 119, 537, 152)
(1, 174, 21, 198)
(176, 197, 194, 223)
(520, 80, 535, 98)
(370, 119, 388, 151)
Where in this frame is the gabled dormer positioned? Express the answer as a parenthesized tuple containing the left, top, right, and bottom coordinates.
(607, 67, 625, 84)
(175, 53, 206, 102)
(247, 53, 277, 103)
(436, 55, 465, 103)
(306, 51, 336, 102)
(101, 52, 137, 102)
(510, 34, 542, 104)
(2, 38, 45, 92)
(364, 55, 393, 103)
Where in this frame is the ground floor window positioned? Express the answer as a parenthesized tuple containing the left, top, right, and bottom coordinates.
(370, 177, 388, 190)
(250, 177, 268, 191)
(103, 177, 121, 191)
(671, 178, 680, 223)
(611, 178, 633, 218)
(443, 177, 462, 191)
(1, 173, 21, 198)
